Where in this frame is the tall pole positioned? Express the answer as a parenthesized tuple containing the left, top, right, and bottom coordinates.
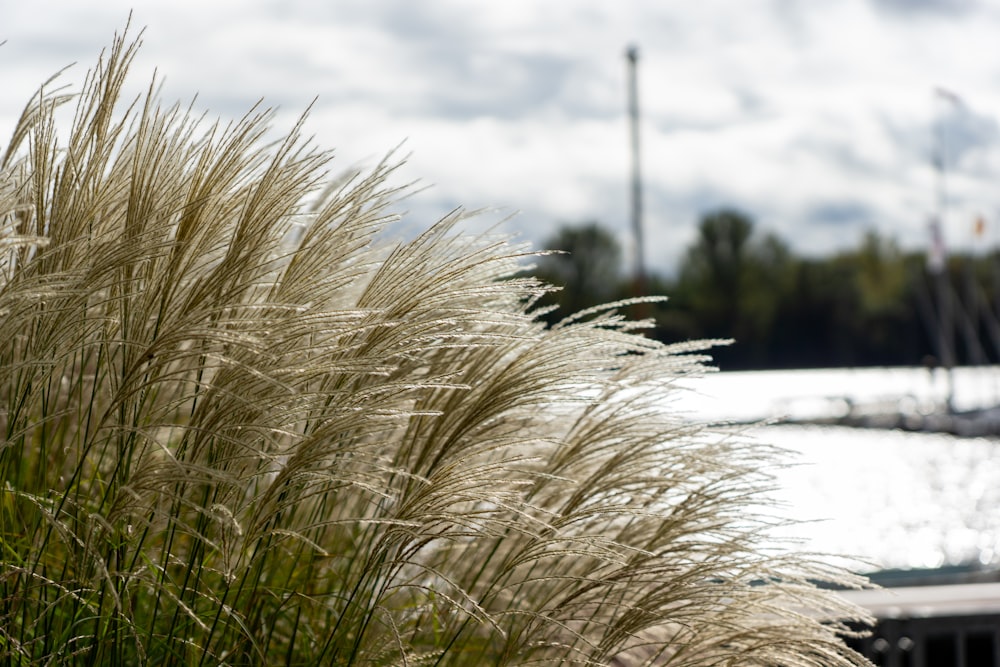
(933, 87, 958, 411)
(626, 45, 646, 296)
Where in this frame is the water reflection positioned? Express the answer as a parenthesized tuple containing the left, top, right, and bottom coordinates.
(761, 424, 1000, 571)
(674, 367, 1000, 572)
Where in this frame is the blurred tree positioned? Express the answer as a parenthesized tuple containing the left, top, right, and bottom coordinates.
(674, 209, 793, 367)
(681, 209, 753, 304)
(531, 213, 978, 369)
(534, 222, 624, 322)
(853, 230, 907, 315)
(767, 239, 922, 368)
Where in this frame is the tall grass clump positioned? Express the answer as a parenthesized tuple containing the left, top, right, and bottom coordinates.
(0, 28, 873, 666)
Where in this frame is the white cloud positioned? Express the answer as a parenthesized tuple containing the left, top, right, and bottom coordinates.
(3, 0, 1000, 274)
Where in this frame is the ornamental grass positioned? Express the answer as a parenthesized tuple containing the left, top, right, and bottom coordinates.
(0, 26, 872, 666)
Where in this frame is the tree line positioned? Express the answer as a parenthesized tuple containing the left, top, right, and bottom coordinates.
(532, 209, 1000, 370)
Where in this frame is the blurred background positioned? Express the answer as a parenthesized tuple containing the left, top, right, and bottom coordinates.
(5, 2, 1000, 659)
(5, 0, 1000, 279)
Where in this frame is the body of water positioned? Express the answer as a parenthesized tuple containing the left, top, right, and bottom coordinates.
(677, 366, 1000, 571)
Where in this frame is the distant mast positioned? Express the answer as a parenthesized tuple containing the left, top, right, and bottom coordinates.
(626, 45, 646, 295)
(931, 87, 960, 412)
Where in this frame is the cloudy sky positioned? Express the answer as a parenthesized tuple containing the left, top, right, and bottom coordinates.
(3, 0, 1000, 275)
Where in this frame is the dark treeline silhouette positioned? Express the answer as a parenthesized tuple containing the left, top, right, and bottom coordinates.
(533, 210, 1000, 370)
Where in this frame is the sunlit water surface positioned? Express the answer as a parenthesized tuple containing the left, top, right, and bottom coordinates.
(676, 367, 1000, 571)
